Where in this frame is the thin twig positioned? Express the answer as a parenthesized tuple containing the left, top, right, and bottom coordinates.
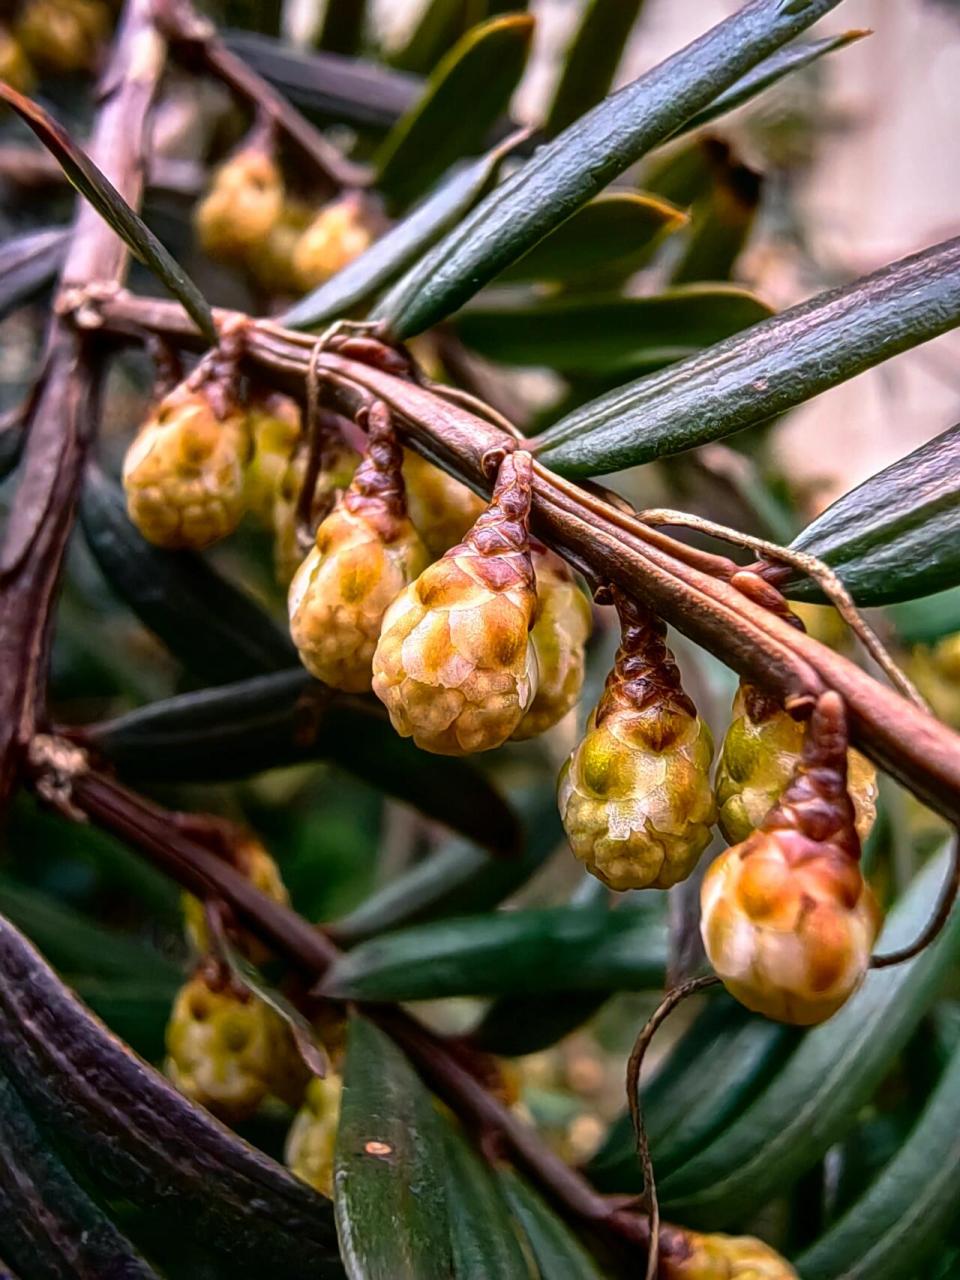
(637, 507, 928, 710)
(626, 974, 722, 1280)
(871, 830, 960, 968)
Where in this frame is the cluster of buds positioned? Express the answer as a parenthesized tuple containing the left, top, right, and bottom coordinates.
(12, 0, 109, 77)
(716, 679, 877, 845)
(122, 321, 252, 551)
(164, 818, 308, 1121)
(661, 1227, 797, 1279)
(559, 590, 716, 890)
(372, 449, 540, 754)
(289, 401, 429, 692)
(701, 692, 881, 1026)
(194, 138, 376, 295)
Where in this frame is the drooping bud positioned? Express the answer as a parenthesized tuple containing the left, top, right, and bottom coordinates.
(0, 26, 34, 92)
(292, 193, 376, 289)
(284, 1072, 343, 1198)
(660, 1227, 797, 1279)
(402, 449, 487, 558)
(180, 819, 289, 967)
(248, 199, 314, 296)
(15, 0, 108, 74)
(123, 322, 251, 550)
(289, 401, 428, 691)
(372, 449, 539, 755)
(245, 391, 302, 525)
(195, 148, 284, 265)
(558, 591, 716, 890)
(512, 547, 592, 740)
(716, 680, 877, 845)
(272, 426, 359, 587)
(165, 963, 297, 1123)
(701, 691, 881, 1026)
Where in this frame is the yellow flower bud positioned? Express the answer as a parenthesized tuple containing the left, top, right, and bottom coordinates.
(512, 548, 592, 740)
(372, 450, 539, 755)
(559, 592, 715, 890)
(247, 198, 313, 295)
(0, 27, 34, 92)
(702, 691, 881, 1026)
(285, 1073, 342, 1198)
(245, 392, 302, 526)
(292, 194, 376, 289)
(402, 449, 486, 558)
(195, 149, 284, 265)
(289, 402, 428, 691)
(905, 632, 960, 729)
(716, 681, 877, 845)
(122, 378, 251, 550)
(16, 0, 108, 74)
(165, 966, 295, 1123)
(181, 822, 289, 967)
(661, 1227, 797, 1278)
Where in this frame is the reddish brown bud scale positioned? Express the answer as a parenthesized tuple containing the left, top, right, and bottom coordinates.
(702, 692, 881, 1026)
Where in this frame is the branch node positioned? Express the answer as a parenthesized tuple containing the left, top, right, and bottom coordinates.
(28, 733, 91, 822)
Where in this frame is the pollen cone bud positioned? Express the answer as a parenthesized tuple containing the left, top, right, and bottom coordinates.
(558, 591, 715, 890)
(181, 822, 289, 967)
(702, 691, 881, 1026)
(289, 402, 428, 691)
(512, 548, 592, 740)
(165, 964, 296, 1123)
(716, 680, 877, 845)
(245, 391, 302, 525)
(372, 449, 539, 755)
(661, 1228, 797, 1279)
(123, 334, 251, 550)
(402, 449, 487, 558)
(292, 193, 375, 289)
(285, 1073, 343, 1198)
(195, 148, 284, 264)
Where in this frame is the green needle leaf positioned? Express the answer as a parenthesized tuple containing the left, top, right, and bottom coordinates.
(0, 84, 216, 342)
(374, 0, 845, 336)
(535, 236, 960, 475)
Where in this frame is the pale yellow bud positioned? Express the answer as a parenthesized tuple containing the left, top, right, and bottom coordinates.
(272, 436, 359, 587)
(905, 632, 960, 729)
(289, 403, 428, 691)
(372, 451, 539, 755)
(702, 692, 881, 1026)
(402, 450, 486, 558)
(662, 1228, 798, 1278)
(16, 0, 108, 73)
(182, 827, 289, 966)
(513, 549, 591, 740)
(245, 392, 302, 525)
(195, 149, 284, 264)
(559, 593, 715, 890)
(165, 969, 294, 1123)
(292, 195, 375, 289)
(0, 27, 34, 92)
(123, 382, 251, 550)
(285, 1073, 342, 1198)
(716, 682, 877, 845)
(247, 198, 313, 295)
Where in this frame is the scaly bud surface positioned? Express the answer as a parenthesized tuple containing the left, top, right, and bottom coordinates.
(195, 149, 284, 264)
(123, 328, 251, 550)
(293, 194, 375, 288)
(165, 965, 295, 1123)
(702, 692, 881, 1026)
(513, 548, 592, 740)
(661, 1228, 798, 1278)
(372, 450, 539, 754)
(245, 392, 302, 525)
(285, 1073, 343, 1198)
(289, 403, 428, 691)
(402, 449, 486, 558)
(716, 681, 877, 844)
(559, 592, 715, 890)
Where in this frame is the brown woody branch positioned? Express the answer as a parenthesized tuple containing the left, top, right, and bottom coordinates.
(78, 292, 960, 825)
(67, 767, 656, 1258)
(0, 0, 167, 812)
